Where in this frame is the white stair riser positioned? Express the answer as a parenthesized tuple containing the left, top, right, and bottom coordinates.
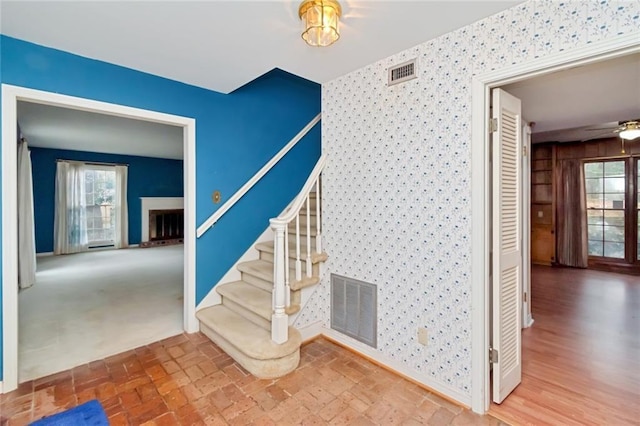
(222, 297, 271, 331)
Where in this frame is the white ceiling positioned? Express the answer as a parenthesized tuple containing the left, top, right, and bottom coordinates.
(0, 1, 520, 94)
(5, 1, 639, 155)
(17, 102, 184, 160)
(503, 53, 640, 143)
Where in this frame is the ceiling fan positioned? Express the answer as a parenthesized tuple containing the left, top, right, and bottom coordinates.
(585, 119, 640, 153)
(586, 119, 640, 140)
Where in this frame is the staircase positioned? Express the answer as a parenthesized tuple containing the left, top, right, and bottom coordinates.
(196, 192, 327, 378)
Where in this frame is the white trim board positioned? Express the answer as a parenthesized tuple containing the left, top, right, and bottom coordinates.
(469, 33, 640, 414)
(1, 84, 198, 392)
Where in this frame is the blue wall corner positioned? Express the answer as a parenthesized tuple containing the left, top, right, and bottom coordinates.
(29, 148, 184, 252)
(0, 35, 321, 381)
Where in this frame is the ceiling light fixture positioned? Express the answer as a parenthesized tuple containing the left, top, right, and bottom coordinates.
(619, 121, 640, 141)
(298, 0, 342, 47)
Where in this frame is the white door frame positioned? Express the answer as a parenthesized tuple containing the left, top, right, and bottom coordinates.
(1, 84, 199, 392)
(470, 33, 640, 413)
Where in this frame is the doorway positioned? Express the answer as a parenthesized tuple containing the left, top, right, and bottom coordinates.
(470, 34, 640, 413)
(2, 84, 198, 392)
(16, 100, 186, 382)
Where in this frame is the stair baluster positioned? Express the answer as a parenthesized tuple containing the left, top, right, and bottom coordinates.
(284, 226, 291, 308)
(295, 215, 302, 282)
(315, 180, 322, 254)
(306, 194, 312, 278)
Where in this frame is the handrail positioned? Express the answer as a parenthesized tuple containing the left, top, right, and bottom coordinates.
(270, 154, 327, 225)
(269, 153, 326, 344)
(196, 113, 321, 238)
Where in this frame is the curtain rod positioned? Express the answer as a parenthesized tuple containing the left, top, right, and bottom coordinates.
(56, 159, 129, 167)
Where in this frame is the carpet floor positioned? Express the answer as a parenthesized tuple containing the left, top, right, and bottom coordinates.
(19, 245, 184, 382)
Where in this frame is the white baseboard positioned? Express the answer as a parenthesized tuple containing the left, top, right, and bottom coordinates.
(196, 226, 274, 311)
(298, 320, 323, 342)
(320, 327, 472, 408)
(0, 380, 3, 394)
(36, 252, 53, 257)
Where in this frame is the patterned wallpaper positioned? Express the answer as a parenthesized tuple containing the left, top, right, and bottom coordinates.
(295, 0, 640, 399)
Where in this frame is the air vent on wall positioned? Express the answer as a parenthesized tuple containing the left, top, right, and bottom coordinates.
(388, 59, 417, 86)
(331, 274, 377, 348)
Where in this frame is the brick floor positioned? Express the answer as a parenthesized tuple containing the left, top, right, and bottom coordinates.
(0, 334, 506, 425)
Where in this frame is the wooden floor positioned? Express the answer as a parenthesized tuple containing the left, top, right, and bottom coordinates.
(490, 265, 640, 426)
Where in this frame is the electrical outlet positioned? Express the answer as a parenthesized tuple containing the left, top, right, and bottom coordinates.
(417, 327, 428, 346)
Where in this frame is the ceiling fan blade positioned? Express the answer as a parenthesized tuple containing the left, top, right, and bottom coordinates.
(581, 129, 617, 142)
(585, 127, 617, 131)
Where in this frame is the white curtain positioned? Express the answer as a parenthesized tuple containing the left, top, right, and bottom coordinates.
(114, 165, 129, 249)
(17, 140, 37, 289)
(54, 161, 88, 254)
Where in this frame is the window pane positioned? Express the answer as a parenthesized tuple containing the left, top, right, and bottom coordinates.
(604, 177, 625, 193)
(604, 242, 625, 258)
(585, 162, 603, 178)
(588, 240, 603, 256)
(604, 210, 624, 227)
(587, 210, 604, 225)
(604, 161, 625, 177)
(603, 193, 624, 209)
(586, 194, 603, 209)
(603, 225, 624, 243)
(587, 225, 603, 241)
(585, 178, 603, 193)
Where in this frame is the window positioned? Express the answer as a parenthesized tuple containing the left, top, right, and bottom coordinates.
(585, 161, 626, 258)
(84, 166, 116, 246)
(584, 158, 640, 265)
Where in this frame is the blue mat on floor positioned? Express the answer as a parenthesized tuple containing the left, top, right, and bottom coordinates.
(30, 400, 108, 426)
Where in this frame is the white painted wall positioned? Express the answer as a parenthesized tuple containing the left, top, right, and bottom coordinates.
(296, 0, 640, 406)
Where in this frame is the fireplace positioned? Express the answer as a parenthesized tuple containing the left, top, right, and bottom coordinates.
(149, 209, 184, 241)
(140, 197, 184, 247)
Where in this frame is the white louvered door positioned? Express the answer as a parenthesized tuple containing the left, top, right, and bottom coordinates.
(492, 88, 523, 404)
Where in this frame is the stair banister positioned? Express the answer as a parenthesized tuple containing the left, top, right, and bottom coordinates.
(196, 113, 321, 238)
(269, 154, 327, 343)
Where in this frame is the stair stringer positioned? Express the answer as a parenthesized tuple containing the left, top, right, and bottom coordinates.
(196, 226, 273, 311)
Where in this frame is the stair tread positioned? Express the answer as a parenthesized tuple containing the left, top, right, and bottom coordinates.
(237, 259, 273, 280)
(217, 281, 272, 320)
(237, 258, 323, 291)
(255, 241, 327, 263)
(197, 305, 301, 359)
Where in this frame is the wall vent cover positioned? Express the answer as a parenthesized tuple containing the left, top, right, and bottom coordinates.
(388, 59, 417, 86)
(331, 274, 377, 348)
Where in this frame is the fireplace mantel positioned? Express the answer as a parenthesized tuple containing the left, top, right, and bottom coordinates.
(140, 197, 183, 242)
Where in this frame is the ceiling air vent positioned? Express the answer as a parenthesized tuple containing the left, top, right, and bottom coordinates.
(388, 59, 417, 86)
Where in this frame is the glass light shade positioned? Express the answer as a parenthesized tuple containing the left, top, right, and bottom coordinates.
(299, 0, 341, 47)
(619, 123, 640, 140)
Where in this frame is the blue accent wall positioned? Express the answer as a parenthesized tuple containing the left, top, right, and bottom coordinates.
(0, 35, 321, 380)
(29, 147, 184, 252)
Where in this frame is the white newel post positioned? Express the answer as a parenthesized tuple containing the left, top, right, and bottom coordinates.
(269, 218, 288, 344)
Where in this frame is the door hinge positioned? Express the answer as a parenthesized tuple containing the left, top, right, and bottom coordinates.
(524, 292, 527, 302)
(489, 347, 499, 364)
(523, 145, 527, 157)
(489, 118, 498, 133)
